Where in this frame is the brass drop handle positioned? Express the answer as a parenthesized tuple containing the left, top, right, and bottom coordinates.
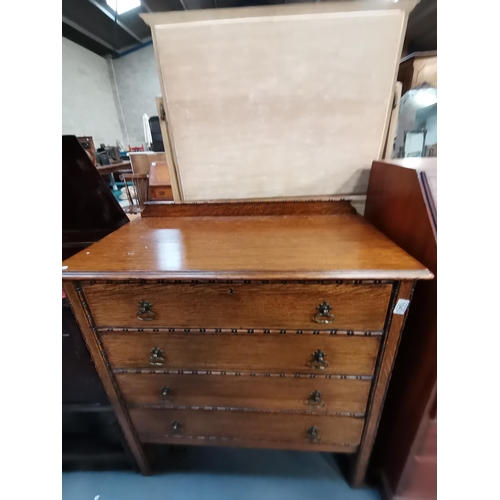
(149, 347, 165, 366)
(306, 426, 321, 444)
(307, 350, 329, 370)
(171, 420, 182, 433)
(160, 386, 173, 401)
(137, 300, 155, 321)
(308, 390, 324, 407)
(314, 301, 335, 324)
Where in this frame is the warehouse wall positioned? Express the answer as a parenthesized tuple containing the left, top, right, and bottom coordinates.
(110, 44, 161, 148)
(62, 38, 124, 146)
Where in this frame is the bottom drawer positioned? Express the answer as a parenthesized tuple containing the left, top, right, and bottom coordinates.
(130, 408, 364, 449)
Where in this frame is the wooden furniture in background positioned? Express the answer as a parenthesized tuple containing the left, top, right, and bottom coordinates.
(62, 135, 133, 470)
(149, 160, 173, 201)
(63, 293, 134, 471)
(96, 161, 132, 176)
(398, 51, 437, 96)
(62, 199, 431, 486)
(129, 152, 166, 176)
(142, 1, 417, 201)
(121, 174, 150, 213)
(63, 136, 129, 260)
(96, 161, 132, 191)
(77, 136, 97, 166)
(364, 158, 437, 500)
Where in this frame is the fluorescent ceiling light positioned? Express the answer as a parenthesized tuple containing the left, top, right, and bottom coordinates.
(106, 0, 141, 15)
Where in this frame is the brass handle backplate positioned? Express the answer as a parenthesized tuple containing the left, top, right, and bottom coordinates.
(137, 300, 155, 321)
(171, 420, 182, 433)
(308, 390, 324, 407)
(160, 386, 173, 401)
(314, 301, 335, 324)
(149, 347, 165, 366)
(307, 350, 329, 370)
(307, 426, 321, 444)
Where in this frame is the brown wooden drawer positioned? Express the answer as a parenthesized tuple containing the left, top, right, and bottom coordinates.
(150, 186, 173, 200)
(117, 372, 372, 413)
(102, 332, 380, 375)
(130, 408, 365, 446)
(84, 282, 392, 331)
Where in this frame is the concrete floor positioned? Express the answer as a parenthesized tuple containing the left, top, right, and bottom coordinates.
(62, 447, 380, 500)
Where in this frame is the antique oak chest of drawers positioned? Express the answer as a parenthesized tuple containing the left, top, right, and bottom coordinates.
(62, 200, 431, 486)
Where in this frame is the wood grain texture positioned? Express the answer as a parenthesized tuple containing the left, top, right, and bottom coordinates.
(101, 331, 380, 376)
(63, 283, 151, 475)
(130, 408, 365, 446)
(117, 372, 372, 414)
(148, 160, 173, 201)
(83, 282, 392, 331)
(138, 433, 358, 453)
(149, 6, 409, 200)
(149, 186, 173, 201)
(141, 200, 357, 218)
(365, 159, 437, 254)
(149, 161, 170, 184)
(61, 197, 430, 483)
(351, 281, 415, 487)
(364, 159, 437, 499)
(61, 205, 431, 281)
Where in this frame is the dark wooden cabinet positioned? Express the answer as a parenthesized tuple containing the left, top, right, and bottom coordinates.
(364, 158, 437, 500)
(62, 294, 133, 471)
(63, 295, 108, 406)
(62, 135, 134, 471)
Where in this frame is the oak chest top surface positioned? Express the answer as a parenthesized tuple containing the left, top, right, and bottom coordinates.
(62, 199, 431, 485)
(62, 201, 431, 281)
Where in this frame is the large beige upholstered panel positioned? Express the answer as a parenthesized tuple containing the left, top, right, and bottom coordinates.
(143, 2, 416, 201)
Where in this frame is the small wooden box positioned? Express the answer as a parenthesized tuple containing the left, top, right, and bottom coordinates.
(148, 160, 173, 201)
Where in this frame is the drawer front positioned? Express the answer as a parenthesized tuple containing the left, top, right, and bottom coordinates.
(102, 332, 380, 375)
(84, 283, 392, 331)
(150, 186, 173, 200)
(117, 373, 372, 413)
(130, 408, 365, 446)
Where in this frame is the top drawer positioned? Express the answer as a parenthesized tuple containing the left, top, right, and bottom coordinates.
(83, 282, 392, 331)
